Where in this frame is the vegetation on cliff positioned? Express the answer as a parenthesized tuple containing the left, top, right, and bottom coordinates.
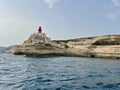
(5, 34, 120, 59)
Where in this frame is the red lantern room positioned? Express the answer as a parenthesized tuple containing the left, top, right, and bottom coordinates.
(38, 26, 42, 33)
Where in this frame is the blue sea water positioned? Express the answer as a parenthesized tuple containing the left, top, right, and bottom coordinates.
(0, 53, 120, 90)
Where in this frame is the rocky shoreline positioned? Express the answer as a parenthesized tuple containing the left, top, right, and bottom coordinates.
(5, 33, 120, 59)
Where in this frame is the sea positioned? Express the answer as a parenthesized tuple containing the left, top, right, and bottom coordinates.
(0, 53, 120, 90)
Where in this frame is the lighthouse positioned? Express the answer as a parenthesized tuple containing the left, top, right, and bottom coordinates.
(22, 26, 52, 45)
(38, 26, 42, 33)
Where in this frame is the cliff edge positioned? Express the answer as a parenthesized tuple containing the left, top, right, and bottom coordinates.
(5, 33, 120, 59)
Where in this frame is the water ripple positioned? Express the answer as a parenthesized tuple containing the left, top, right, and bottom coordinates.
(0, 54, 120, 90)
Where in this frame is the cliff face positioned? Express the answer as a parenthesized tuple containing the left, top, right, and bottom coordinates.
(5, 45, 20, 54)
(53, 35, 120, 59)
(5, 34, 120, 59)
(5, 33, 68, 56)
(22, 33, 51, 46)
(92, 35, 120, 45)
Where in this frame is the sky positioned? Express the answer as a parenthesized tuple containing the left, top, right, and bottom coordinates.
(0, 0, 120, 46)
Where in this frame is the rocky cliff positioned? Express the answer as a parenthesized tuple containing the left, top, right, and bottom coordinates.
(5, 33, 120, 59)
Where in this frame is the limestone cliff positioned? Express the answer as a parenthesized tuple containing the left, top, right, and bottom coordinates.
(53, 35, 120, 59)
(22, 33, 51, 46)
(5, 34, 120, 59)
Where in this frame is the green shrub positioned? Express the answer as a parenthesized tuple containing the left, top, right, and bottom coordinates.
(45, 44, 51, 47)
(64, 44, 69, 49)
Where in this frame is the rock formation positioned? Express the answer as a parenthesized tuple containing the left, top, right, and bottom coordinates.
(22, 33, 51, 46)
(5, 33, 120, 59)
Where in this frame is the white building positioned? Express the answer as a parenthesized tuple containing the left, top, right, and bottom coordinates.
(31, 33, 51, 45)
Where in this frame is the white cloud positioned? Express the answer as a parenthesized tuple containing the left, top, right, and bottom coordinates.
(43, 0, 60, 9)
(106, 0, 120, 20)
(112, 0, 120, 7)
